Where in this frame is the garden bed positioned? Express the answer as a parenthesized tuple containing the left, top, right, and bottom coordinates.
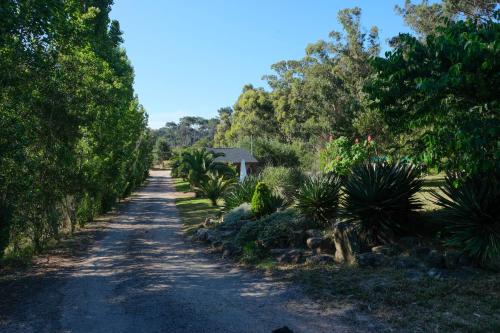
(172, 176, 500, 333)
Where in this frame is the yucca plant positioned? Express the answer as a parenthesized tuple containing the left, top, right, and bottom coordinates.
(223, 175, 260, 211)
(295, 173, 341, 226)
(341, 162, 423, 245)
(433, 174, 500, 264)
(195, 173, 235, 206)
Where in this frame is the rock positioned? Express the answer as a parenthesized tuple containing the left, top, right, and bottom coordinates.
(221, 242, 241, 258)
(458, 254, 475, 267)
(371, 245, 398, 256)
(406, 269, 424, 282)
(206, 231, 219, 243)
(277, 250, 304, 264)
(332, 221, 363, 264)
(272, 326, 294, 333)
(306, 229, 322, 238)
(318, 236, 336, 255)
(355, 252, 388, 268)
(399, 236, 420, 249)
(422, 250, 444, 268)
(412, 247, 431, 258)
(219, 230, 235, 238)
(194, 228, 210, 241)
(306, 254, 335, 265)
(484, 258, 500, 272)
(203, 217, 216, 228)
(392, 256, 421, 269)
(444, 250, 462, 269)
(428, 268, 444, 279)
(289, 230, 307, 248)
(270, 248, 288, 256)
(306, 237, 322, 254)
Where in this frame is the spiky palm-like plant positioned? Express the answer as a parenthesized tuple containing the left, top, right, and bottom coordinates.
(223, 175, 260, 211)
(196, 173, 235, 206)
(295, 173, 341, 226)
(433, 174, 500, 264)
(178, 148, 234, 189)
(341, 162, 423, 245)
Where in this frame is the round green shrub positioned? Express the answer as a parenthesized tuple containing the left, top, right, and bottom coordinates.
(251, 182, 273, 217)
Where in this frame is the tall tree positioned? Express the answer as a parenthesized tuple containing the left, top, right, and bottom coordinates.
(367, 13, 500, 176)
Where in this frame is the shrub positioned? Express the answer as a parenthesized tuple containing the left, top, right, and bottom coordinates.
(223, 175, 260, 211)
(257, 209, 301, 248)
(260, 166, 304, 204)
(234, 209, 302, 250)
(251, 182, 273, 217)
(320, 136, 377, 176)
(433, 174, 500, 264)
(295, 173, 341, 226)
(341, 162, 423, 245)
(195, 173, 235, 206)
(222, 203, 253, 225)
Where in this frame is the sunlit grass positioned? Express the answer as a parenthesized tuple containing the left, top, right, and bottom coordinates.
(173, 178, 221, 233)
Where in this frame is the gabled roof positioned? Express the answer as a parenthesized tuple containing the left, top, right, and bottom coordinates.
(208, 148, 258, 163)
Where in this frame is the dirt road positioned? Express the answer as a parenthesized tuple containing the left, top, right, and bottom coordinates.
(0, 170, 376, 333)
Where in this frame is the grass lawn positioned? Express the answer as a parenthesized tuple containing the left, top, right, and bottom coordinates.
(172, 178, 221, 233)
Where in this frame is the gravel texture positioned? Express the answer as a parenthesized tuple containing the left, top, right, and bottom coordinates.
(0, 170, 379, 333)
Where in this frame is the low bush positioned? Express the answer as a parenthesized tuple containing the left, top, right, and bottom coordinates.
(223, 175, 260, 211)
(234, 209, 301, 249)
(257, 209, 302, 248)
(222, 203, 253, 225)
(433, 174, 500, 264)
(341, 162, 423, 245)
(295, 173, 341, 226)
(251, 182, 273, 217)
(260, 166, 304, 204)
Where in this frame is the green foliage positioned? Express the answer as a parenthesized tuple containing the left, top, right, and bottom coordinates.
(320, 136, 377, 176)
(395, 0, 497, 37)
(257, 209, 302, 249)
(154, 116, 219, 148)
(222, 203, 253, 225)
(251, 182, 273, 217)
(235, 209, 301, 249)
(214, 8, 380, 145)
(433, 174, 500, 264)
(195, 173, 235, 206)
(175, 148, 235, 189)
(368, 16, 500, 177)
(295, 173, 342, 226)
(154, 138, 172, 165)
(260, 166, 304, 203)
(341, 162, 423, 245)
(0, 1, 153, 256)
(241, 138, 301, 168)
(220, 85, 277, 145)
(223, 176, 260, 211)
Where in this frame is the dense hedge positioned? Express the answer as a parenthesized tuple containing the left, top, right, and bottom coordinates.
(0, 1, 153, 256)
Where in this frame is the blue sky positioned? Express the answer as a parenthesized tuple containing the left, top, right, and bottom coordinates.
(110, 0, 417, 129)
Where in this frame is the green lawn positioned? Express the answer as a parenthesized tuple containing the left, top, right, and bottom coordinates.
(172, 178, 221, 233)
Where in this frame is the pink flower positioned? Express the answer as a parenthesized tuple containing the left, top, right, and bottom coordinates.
(367, 135, 372, 142)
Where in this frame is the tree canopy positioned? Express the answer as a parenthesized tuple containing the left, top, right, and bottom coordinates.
(0, 0, 152, 254)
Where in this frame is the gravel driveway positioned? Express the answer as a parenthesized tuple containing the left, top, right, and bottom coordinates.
(0, 170, 377, 333)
